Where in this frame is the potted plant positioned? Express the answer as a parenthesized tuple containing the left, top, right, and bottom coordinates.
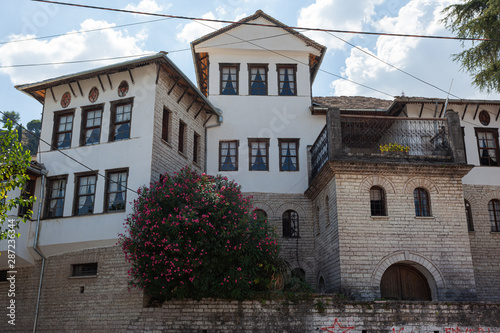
(379, 143, 410, 155)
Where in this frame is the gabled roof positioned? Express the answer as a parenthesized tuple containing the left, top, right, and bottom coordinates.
(16, 52, 221, 117)
(191, 10, 325, 53)
(190, 10, 326, 96)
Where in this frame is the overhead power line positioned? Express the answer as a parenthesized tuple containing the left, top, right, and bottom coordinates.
(31, 0, 500, 42)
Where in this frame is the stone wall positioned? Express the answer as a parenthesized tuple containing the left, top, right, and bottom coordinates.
(463, 184, 500, 302)
(1, 246, 499, 332)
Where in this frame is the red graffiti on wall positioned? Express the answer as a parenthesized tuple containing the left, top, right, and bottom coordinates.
(444, 328, 491, 333)
(321, 318, 355, 333)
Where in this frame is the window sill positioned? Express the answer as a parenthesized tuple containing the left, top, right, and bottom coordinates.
(178, 151, 188, 160)
(69, 275, 97, 279)
(414, 216, 435, 220)
(491, 231, 500, 234)
(371, 215, 389, 219)
(161, 139, 171, 147)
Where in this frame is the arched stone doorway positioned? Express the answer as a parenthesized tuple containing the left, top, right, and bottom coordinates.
(380, 264, 432, 301)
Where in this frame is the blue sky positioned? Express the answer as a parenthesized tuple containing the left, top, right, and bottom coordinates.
(1, 0, 500, 125)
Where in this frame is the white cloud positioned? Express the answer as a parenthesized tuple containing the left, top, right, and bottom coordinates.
(328, 0, 500, 99)
(0, 19, 151, 85)
(124, 0, 169, 14)
(176, 11, 225, 45)
(297, 0, 384, 50)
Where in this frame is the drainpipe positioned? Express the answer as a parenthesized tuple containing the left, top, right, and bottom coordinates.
(32, 170, 47, 333)
(204, 112, 223, 172)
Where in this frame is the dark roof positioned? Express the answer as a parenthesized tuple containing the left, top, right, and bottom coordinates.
(312, 96, 393, 110)
(191, 10, 325, 53)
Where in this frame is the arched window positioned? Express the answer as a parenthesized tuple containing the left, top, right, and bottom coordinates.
(370, 186, 387, 216)
(465, 200, 474, 232)
(282, 210, 299, 237)
(318, 277, 326, 294)
(488, 199, 500, 232)
(253, 208, 267, 222)
(414, 188, 431, 217)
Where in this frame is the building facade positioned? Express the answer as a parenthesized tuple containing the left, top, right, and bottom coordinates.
(1, 10, 499, 331)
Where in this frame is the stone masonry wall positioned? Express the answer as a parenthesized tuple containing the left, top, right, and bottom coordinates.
(463, 184, 500, 302)
(311, 162, 477, 301)
(150, 67, 210, 182)
(247, 192, 316, 286)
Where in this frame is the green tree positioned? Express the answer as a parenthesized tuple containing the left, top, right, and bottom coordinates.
(1, 111, 21, 125)
(120, 168, 287, 302)
(0, 119, 35, 239)
(25, 119, 41, 155)
(442, 1, 500, 93)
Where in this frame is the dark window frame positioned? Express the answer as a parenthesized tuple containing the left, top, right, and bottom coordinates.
(18, 177, 35, 218)
(73, 172, 98, 216)
(278, 138, 299, 171)
(71, 263, 98, 277)
(370, 186, 387, 216)
(178, 120, 186, 154)
(80, 104, 104, 146)
(414, 187, 431, 217)
(52, 109, 75, 150)
(162, 107, 170, 142)
(276, 64, 297, 96)
(109, 98, 133, 142)
(465, 199, 474, 232)
(219, 140, 239, 171)
(248, 63, 268, 96)
(219, 63, 240, 95)
(45, 175, 68, 218)
(105, 169, 128, 213)
(193, 132, 200, 163)
(282, 209, 299, 238)
(474, 128, 499, 167)
(488, 199, 500, 232)
(248, 138, 270, 171)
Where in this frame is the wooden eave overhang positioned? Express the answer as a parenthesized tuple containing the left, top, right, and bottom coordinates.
(15, 52, 221, 118)
(190, 10, 326, 96)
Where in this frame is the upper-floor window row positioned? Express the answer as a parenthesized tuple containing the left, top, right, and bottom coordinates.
(51, 98, 133, 151)
(220, 63, 297, 96)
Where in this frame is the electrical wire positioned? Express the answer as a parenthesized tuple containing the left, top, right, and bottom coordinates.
(31, 0, 500, 42)
(0, 110, 139, 195)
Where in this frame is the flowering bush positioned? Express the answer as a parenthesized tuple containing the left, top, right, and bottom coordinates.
(379, 143, 410, 153)
(120, 167, 287, 301)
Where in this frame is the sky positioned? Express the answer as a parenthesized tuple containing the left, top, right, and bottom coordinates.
(1, 0, 500, 126)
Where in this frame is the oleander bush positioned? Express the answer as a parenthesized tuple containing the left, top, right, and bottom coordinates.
(120, 167, 287, 301)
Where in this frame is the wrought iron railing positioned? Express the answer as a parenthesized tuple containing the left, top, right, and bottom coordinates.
(309, 115, 453, 182)
(341, 116, 451, 157)
(310, 125, 328, 180)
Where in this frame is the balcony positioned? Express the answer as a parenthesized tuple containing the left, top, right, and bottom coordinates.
(310, 110, 466, 182)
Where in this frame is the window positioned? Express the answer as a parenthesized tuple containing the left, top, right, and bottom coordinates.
(162, 108, 170, 142)
(72, 263, 98, 277)
(0, 270, 7, 282)
(370, 186, 387, 216)
(193, 132, 200, 163)
(45, 177, 67, 218)
(219, 140, 238, 171)
(279, 139, 299, 171)
(18, 178, 35, 218)
(53, 111, 74, 149)
(248, 64, 268, 95)
(249, 139, 269, 171)
(80, 106, 102, 146)
(277, 64, 297, 96)
(465, 200, 474, 232)
(282, 209, 299, 237)
(178, 121, 186, 153)
(220, 64, 239, 95)
(74, 174, 97, 215)
(106, 170, 128, 212)
(110, 100, 132, 141)
(414, 188, 431, 217)
(475, 128, 499, 166)
(488, 199, 500, 232)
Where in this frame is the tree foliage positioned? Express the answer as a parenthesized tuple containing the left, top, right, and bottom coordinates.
(120, 168, 287, 302)
(0, 119, 34, 239)
(442, 0, 500, 93)
(1, 111, 21, 125)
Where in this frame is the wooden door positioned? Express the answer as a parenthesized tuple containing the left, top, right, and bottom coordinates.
(380, 264, 431, 301)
